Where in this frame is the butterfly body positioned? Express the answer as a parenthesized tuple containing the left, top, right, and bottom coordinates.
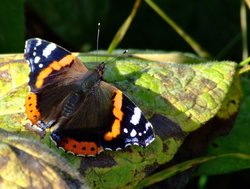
(24, 38, 155, 156)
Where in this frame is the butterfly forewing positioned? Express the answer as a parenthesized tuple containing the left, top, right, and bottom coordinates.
(25, 38, 88, 125)
(25, 38, 87, 91)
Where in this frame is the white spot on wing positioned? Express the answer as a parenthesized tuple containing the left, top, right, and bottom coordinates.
(145, 122, 152, 131)
(58, 146, 66, 152)
(77, 154, 86, 157)
(67, 151, 75, 155)
(33, 52, 36, 56)
(125, 143, 131, 148)
(116, 147, 122, 151)
(50, 136, 57, 145)
(43, 43, 57, 58)
(34, 56, 40, 64)
(36, 40, 42, 46)
(104, 148, 112, 151)
(130, 129, 137, 137)
(24, 46, 27, 53)
(123, 128, 128, 133)
(130, 107, 141, 125)
(145, 137, 155, 146)
(38, 64, 43, 68)
(133, 142, 139, 146)
(97, 149, 104, 154)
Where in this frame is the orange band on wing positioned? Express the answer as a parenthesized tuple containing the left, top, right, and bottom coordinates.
(104, 90, 123, 141)
(50, 61, 61, 70)
(58, 55, 75, 67)
(57, 137, 103, 156)
(113, 90, 122, 109)
(36, 67, 53, 88)
(35, 54, 75, 88)
(25, 92, 41, 124)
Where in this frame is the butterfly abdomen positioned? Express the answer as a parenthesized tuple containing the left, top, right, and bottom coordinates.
(62, 92, 81, 117)
(61, 70, 102, 117)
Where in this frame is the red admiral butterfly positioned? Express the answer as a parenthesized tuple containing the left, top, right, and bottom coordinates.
(24, 38, 155, 156)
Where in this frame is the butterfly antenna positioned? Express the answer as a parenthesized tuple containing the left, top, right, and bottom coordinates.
(104, 50, 128, 65)
(97, 50, 128, 76)
(96, 22, 101, 63)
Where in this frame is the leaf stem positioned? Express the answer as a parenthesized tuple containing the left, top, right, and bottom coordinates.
(135, 153, 250, 189)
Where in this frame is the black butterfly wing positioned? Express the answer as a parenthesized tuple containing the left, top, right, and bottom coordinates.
(24, 38, 88, 125)
(50, 81, 155, 156)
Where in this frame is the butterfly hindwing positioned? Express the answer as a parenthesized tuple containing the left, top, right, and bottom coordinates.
(50, 81, 155, 155)
(49, 81, 116, 156)
(100, 89, 155, 150)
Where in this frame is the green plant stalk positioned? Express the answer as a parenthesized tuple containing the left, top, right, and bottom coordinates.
(145, 0, 211, 58)
(239, 56, 250, 67)
(198, 175, 208, 189)
(215, 33, 241, 60)
(241, 0, 248, 60)
(245, 0, 250, 9)
(107, 0, 141, 53)
(135, 153, 250, 189)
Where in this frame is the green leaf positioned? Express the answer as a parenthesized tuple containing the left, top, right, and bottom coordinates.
(78, 52, 238, 188)
(135, 153, 250, 189)
(0, 52, 238, 188)
(131, 51, 206, 64)
(196, 77, 250, 175)
(0, 129, 85, 188)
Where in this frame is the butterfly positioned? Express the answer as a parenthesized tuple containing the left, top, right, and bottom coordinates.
(24, 38, 155, 156)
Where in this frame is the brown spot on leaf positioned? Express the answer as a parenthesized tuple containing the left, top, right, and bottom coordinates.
(201, 78, 217, 90)
(0, 70, 11, 82)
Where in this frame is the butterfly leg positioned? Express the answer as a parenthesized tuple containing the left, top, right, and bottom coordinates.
(49, 92, 81, 132)
(37, 120, 55, 130)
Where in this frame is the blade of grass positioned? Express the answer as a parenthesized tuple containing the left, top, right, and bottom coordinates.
(144, 0, 211, 58)
(198, 175, 208, 189)
(241, 0, 248, 60)
(238, 56, 250, 74)
(239, 56, 250, 67)
(107, 0, 141, 54)
(215, 33, 241, 60)
(245, 0, 250, 9)
(135, 153, 250, 189)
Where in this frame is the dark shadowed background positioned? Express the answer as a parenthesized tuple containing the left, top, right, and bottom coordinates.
(0, 0, 247, 62)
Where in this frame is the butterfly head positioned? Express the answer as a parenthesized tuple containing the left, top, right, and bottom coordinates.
(96, 62, 105, 77)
